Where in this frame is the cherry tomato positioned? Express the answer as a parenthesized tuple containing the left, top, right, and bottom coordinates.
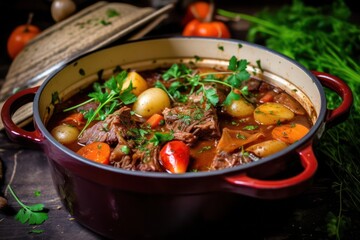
(182, 1, 211, 26)
(7, 14, 41, 59)
(160, 141, 190, 174)
(182, 18, 231, 38)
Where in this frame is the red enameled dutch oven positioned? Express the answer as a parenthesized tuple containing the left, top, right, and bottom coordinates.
(1, 37, 353, 239)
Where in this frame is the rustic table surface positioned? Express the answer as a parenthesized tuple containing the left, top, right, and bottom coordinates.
(1, 1, 360, 240)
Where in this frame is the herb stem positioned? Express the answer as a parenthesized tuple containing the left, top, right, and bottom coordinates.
(202, 78, 233, 88)
(217, 9, 278, 31)
(64, 98, 94, 112)
(7, 185, 27, 210)
(79, 92, 117, 137)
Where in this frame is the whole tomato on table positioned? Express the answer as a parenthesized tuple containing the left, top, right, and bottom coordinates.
(7, 13, 41, 60)
(182, 1, 211, 26)
(182, 1, 231, 38)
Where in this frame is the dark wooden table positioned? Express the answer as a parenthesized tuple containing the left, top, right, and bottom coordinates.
(1, 1, 360, 239)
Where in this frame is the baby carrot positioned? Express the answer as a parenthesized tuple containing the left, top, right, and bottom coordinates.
(271, 123, 310, 144)
(145, 113, 164, 129)
(77, 142, 111, 164)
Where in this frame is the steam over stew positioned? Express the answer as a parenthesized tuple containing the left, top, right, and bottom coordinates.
(47, 56, 312, 173)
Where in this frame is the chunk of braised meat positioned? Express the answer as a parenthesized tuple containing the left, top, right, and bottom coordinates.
(131, 143, 163, 172)
(109, 139, 135, 166)
(139, 69, 162, 87)
(242, 78, 282, 93)
(209, 151, 258, 170)
(78, 106, 136, 146)
(274, 92, 306, 115)
(110, 139, 163, 172)
(188, 84, 228, 105)
(77, 102, 99, 112)
(162, 86, 221, 145)
(172, 132, 197, 144)
(162, 103, 220, 145)
(110, 144, 133, 169)
(241, 79, 265, 103)
(262, 84, 282, 94)
(241, 78, 261, 91)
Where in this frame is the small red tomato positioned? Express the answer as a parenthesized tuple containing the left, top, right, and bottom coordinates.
(7, 13, 41, 59)
(160, 141, 190, 174)
(182, 18, 231, 38)
(182, 1, 211, 26)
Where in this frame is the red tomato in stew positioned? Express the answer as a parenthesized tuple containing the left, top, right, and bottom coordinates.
(7, 24, 41, 59)
(160, 141, 190, 174)
(182, 18, 231, 38)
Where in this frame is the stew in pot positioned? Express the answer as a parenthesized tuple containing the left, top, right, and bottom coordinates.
(47, 56, 312, 173)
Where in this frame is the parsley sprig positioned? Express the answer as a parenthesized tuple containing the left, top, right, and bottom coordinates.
(7, 185, 48, 225)
(156, 56, 251, 108)
(64, 70, 137, 135)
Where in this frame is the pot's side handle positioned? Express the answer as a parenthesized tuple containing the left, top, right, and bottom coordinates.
(1, 86, 45, 148)
(224, 145, 317, 199)
(311, 71, 353, 128)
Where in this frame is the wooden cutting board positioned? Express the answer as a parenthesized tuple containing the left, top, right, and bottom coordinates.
(0, 1, 173, 131)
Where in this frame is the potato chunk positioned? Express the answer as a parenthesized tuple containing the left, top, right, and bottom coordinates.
(122, 71, 148, 96)
(254, 102, 294, 125)
(51, 124, 79, 145)
(225, 97, 255, 118)
(246, 140, 288, 157)
(133, 88, 171, 118)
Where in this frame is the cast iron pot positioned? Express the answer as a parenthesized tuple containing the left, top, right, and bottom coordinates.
(1, 37, 353, 239)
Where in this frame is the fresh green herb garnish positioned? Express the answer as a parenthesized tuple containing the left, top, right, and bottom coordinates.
(199, 146, 212, 153)
(7, 185, 48, 225)
(231, 121, 239, 126)
(256, 60, 263, 73)
(64, 70, 137, 135)
(149, 132, 174, 146)
(106, 8, 120, 18)
(194, 55, 202, 62)
(34, 190, 41, 197)
(29, 229, 45, 234)
(243, 125, 258, 131)
(158, 56, 251, 108)
(236, 133, 247, 139)
(100, 20, 111, 26)
(51, 92, 60, 105)
(121, 145, 130, 154)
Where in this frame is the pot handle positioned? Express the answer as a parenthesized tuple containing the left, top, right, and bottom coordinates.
(224, 145, 317, 199)
(1, 86, 45, 148)
(311, 71, 353, 128)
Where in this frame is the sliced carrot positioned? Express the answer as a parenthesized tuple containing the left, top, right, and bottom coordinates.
(271, 123, 310, 144)
(145, 113, 164, 129)
(77, 142, 111, 164)
(61, 112, 85, 127)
